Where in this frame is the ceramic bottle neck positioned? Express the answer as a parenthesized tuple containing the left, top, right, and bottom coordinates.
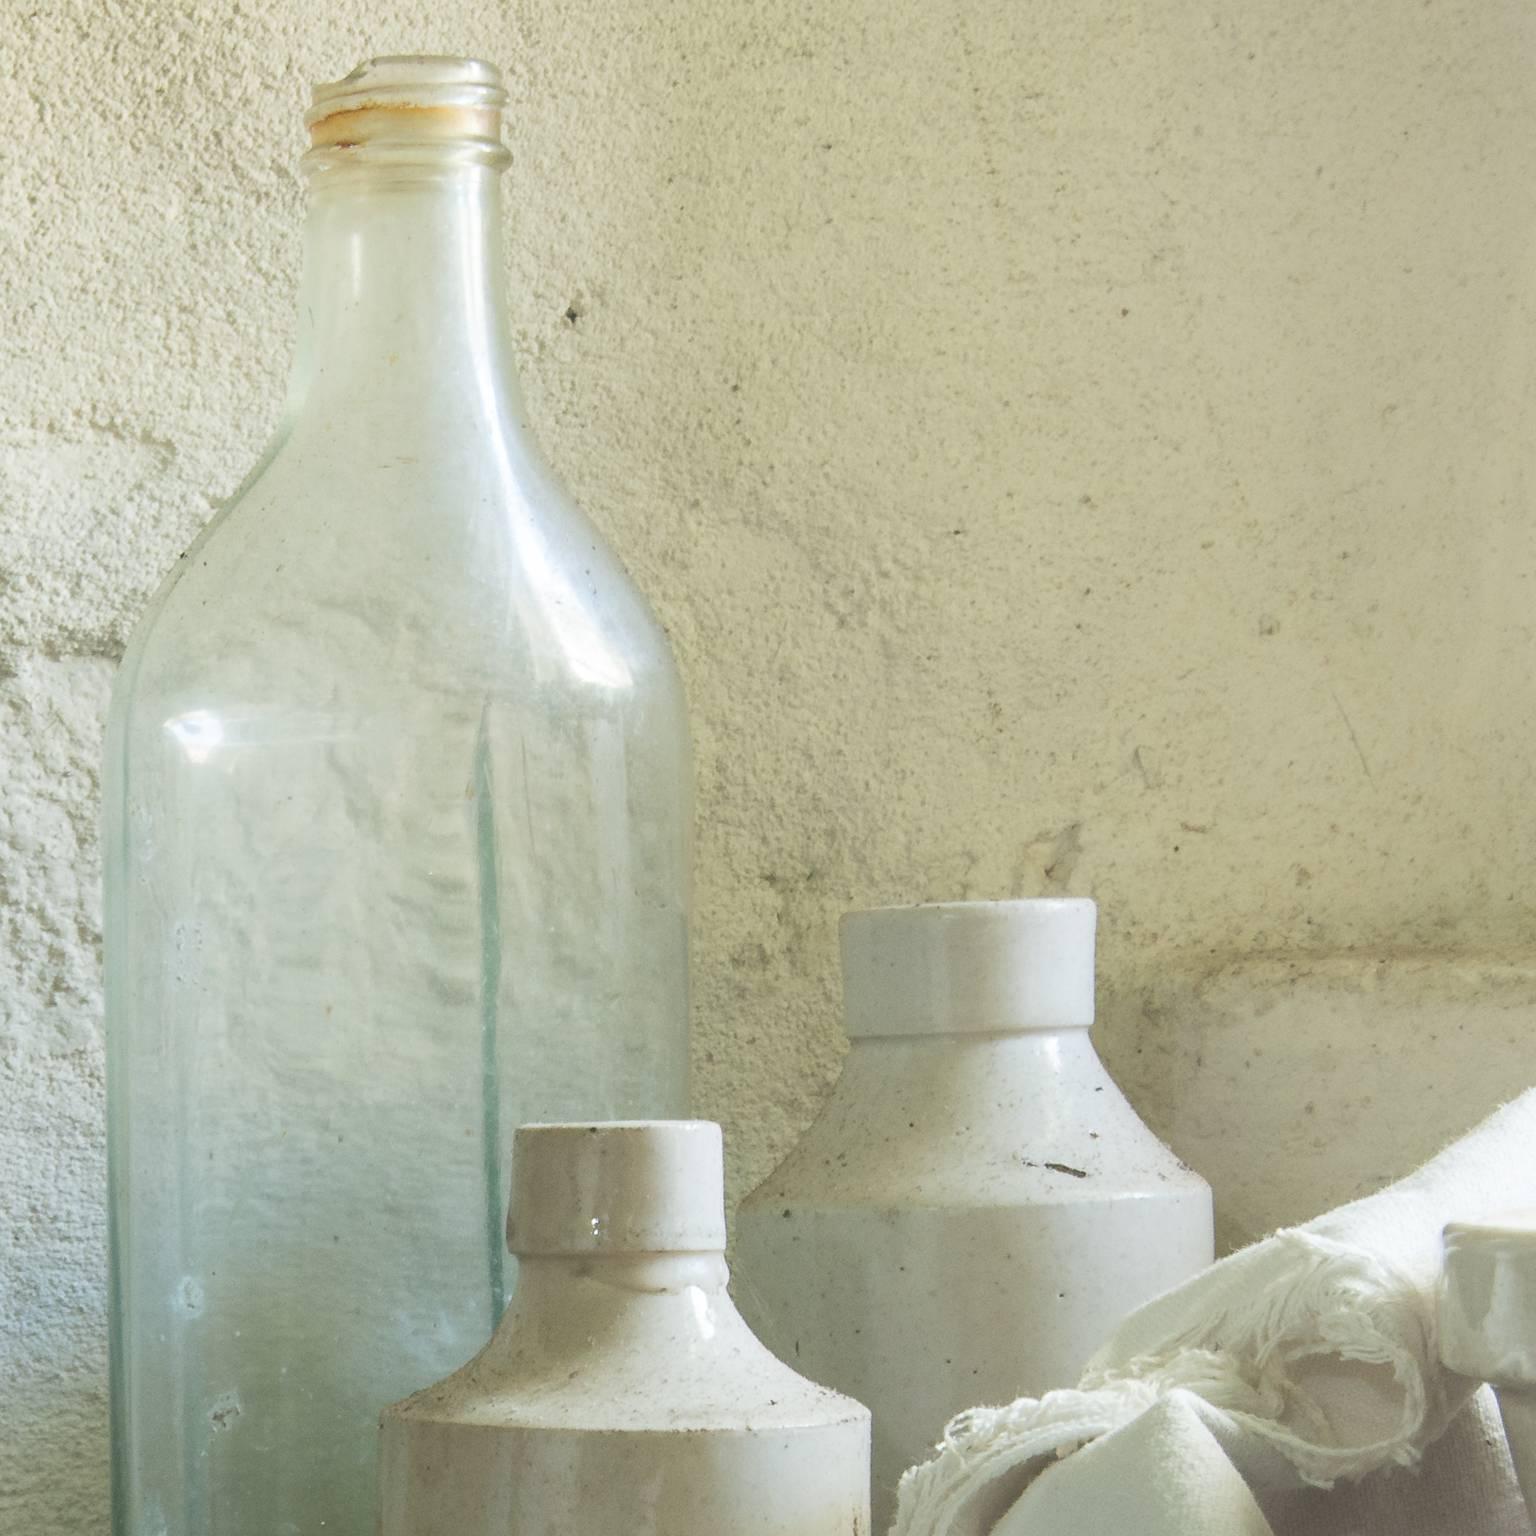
(496, 1126, 736, 1372)
(510, 1251, 730, 1303)
(479, 1250, 741, 1380)
(831, 1025, 1121, 1139)
(846, 1022, 1101, 1070)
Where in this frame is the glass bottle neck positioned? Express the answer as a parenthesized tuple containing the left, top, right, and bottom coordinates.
(285, 163, 518, 430)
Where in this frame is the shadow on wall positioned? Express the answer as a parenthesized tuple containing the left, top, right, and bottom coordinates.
(1097, 949, 1536, 1253)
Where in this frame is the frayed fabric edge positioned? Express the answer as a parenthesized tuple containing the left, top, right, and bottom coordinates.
(893, 1229, 1469, 1536)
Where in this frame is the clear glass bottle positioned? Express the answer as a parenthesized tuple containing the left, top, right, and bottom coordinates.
(103, 56, 691, 1536)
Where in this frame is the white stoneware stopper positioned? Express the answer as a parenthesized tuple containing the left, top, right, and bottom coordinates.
(840, 897, 1097, 1036)
(506, 1119, 727, 1254)
(1441, 1214, 1536, 1518)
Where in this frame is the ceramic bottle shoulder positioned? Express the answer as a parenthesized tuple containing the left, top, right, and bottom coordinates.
(741, 1034, 1208, 1213)
(388, 1272, 868, 1435)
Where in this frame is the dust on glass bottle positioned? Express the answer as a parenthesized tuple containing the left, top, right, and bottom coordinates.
(103, 57, 691, 1536)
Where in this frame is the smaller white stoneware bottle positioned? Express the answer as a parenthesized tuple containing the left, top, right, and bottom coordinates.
(1440, 1214, 1536, 1520)
(734, 899, 1214, 1532)
(380, 1120, 871, 1536)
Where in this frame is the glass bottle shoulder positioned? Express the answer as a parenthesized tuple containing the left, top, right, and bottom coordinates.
(112, 415, 682, 735)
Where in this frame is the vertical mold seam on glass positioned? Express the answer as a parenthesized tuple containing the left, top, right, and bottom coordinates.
(472, 700, 506, 1322)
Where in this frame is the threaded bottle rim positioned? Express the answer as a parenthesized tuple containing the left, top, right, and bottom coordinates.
(304, 56, 510, 171)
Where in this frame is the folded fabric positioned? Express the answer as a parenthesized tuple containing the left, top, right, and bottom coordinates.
(1260, 1389, 1531, 1536)
(892, 1089, 1536, 1536)
(992, 1391, 1273, 1536)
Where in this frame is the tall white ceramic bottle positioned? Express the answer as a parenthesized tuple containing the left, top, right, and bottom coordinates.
(734, 899, 1215, 1531)
(104, 57, 690, 1536)
(381, 1121, 871, 1535)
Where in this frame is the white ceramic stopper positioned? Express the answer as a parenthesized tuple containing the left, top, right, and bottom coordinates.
(1441, 1213, 1536, 1386)
(839, 898, 1097, 1037)
(506, 1120, 726, 1256)
(1441, 1214, 1536, 1525)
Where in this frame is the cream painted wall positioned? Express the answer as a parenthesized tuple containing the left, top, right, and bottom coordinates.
(6, 0, 1536, 1527)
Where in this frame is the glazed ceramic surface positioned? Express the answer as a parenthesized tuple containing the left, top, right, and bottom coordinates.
(734, 900, 1214, 1531)
(380, 1121, 870, 1536)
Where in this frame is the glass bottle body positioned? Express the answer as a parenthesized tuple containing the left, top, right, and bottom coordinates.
(104, 60, 690, 1536)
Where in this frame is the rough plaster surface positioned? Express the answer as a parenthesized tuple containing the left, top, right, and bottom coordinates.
(6, 1, 1536, 1528)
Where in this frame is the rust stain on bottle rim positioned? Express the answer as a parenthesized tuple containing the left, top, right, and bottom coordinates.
(306, 56, 507, 156)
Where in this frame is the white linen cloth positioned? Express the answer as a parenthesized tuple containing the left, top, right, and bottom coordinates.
(892, 1090, 1536, 1536)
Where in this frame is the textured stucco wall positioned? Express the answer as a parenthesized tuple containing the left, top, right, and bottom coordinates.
(7, 0, 1536, 1528)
